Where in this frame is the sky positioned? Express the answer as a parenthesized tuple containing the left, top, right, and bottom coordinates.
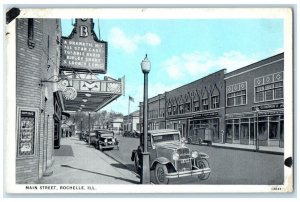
(61, 18, 283, 115)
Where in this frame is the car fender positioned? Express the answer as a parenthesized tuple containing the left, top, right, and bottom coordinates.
(150, 157, 172, 170)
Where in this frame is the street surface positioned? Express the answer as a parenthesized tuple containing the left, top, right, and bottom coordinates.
(104, 135, 284, 185)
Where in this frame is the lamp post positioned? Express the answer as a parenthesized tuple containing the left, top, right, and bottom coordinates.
(88, 112, 91, 145)
(80, 118, 83, 140)
(255, 107, 260, 151)
(141, 54, 151, 184)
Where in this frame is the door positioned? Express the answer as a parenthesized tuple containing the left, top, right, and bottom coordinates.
(54, 121, 60, 149)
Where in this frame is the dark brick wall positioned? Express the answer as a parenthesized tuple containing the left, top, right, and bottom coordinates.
(225, 53, 284, 114)
(16, 18, 61, 183)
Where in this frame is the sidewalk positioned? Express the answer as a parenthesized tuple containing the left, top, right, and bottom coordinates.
(39, 137, 139, 184)
(210, 142, 284, 155)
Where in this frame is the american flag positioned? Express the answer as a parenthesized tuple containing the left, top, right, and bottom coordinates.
(129, 96, 134, 102)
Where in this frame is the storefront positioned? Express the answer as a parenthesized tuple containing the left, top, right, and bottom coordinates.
(188, 112, 221, 144)
(225, 109, 284, 147)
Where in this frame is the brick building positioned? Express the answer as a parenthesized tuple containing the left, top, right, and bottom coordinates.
(140, 53, 284, 148)
(225, 53, 284, 147)
(123, 110, 140, 132)
(16, 18, 63, 183)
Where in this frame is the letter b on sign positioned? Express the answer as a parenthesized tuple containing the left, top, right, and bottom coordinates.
(80, 26, 88, 37)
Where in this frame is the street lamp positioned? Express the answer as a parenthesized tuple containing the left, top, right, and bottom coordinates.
(141, 54, 151, 184)
(80, 118, 83, 140)
(255, 106, 260, 151)
(88, 112, 91, 145)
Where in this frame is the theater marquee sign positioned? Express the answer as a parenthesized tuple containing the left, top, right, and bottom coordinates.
(60, 19, 107, 73)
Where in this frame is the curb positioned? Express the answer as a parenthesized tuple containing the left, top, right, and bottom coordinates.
(188, 143, 284, 155)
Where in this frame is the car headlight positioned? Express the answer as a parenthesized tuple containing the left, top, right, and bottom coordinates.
(172, 152, 180, 161)
(104, 139, 107, 143)
(191, 150, 199, 158)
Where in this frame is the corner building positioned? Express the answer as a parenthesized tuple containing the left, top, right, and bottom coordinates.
(224, 53, 284, 147)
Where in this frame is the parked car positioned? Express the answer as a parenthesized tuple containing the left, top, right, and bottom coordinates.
(94, 130, 119, 151)
(132, 130, 141, 138)
(87, 131, 97, 145)
(131, 129, 211, 184)
(187, 128, 213, 146)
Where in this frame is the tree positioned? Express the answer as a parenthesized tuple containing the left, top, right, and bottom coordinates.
(69, 110, 124, 131)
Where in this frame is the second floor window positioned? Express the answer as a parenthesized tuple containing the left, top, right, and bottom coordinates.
(227, 90, 246, 107)
(202, 98, 208, 110)
(194, 100, 199, 111)
(211, 96, 220, 109)
(255, 81, 283, 102)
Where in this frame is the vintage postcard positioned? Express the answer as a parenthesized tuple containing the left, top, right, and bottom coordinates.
(4, 7, 293, 194)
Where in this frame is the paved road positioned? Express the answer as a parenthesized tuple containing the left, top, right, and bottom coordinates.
(104, 135, 284, 185)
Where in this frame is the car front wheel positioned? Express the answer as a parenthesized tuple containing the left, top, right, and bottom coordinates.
(154, 164, 169, 184)
(196, 159, 210, 180)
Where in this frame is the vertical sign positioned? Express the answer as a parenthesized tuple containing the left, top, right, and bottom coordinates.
(18, 110, 36, 156)
(60, 19, 108, 73)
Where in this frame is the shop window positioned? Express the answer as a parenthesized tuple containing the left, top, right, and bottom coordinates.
(269, 122, 279, 139)
(250, 122, 255, 144)
(241, 123, 249, 140)
(202, 98, 208, 110)
(211, 96, 219, 109)
(258, 121, 268, 141)
(225, 124, 233, 142)
(234, 123, 240, 141)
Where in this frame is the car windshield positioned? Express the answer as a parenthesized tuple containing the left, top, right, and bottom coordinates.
(101, 133, 113, 137)
(152, 133, 180, 143)
(89, 132, 96, 136)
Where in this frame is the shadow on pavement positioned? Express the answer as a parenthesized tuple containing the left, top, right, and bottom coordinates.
(54, 145, 74, 157)
(110, 163, 136, 172)
(61, 164, 139, 184)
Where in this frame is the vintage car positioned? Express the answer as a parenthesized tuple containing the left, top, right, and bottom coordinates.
(131, 129, 211, 184)
(87, 131, 97, 145)
(93, 130, 119, 151)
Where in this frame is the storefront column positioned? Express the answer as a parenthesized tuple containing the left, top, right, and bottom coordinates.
(248, 119, 251, 145)
(267, 116, 270, 146)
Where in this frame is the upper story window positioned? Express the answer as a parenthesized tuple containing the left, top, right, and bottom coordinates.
(168, 106, 172, 115)
(211, 85, 220, 109)
(179, 104, 184, 114)
(159, 108, 165, 118)
(211, 96, 220, 109)
(226, 82, 247, 107)
(254, 72, 283, 103)
(172, 105, 177, 115)
(202, 98, 209, 110)
(184, 102, 191, 113)
(194, 100, 200, 111)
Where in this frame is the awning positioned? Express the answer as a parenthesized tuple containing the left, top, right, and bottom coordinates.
(58, 72, 125, 112)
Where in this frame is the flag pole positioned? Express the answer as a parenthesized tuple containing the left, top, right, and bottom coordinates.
(128, 96, 130, 132)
